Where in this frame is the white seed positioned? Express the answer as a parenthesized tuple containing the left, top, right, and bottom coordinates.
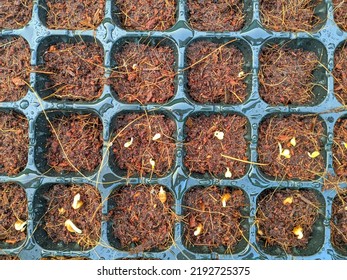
(293, 226, 303, 240)
(308, 151, 320, 158)
(64, 219, 82, 234)
(149, 158, 156, 168)
(238, 71, 244, 78)
(225, 167, 232, 178)
(278, 143, 291, 159)
(158, 186, 167, 204)
(124, 137, 133, 148)
(194, 224, 203, 236)
(214, 131, 224, 140)
(290, 137, 297, 147)
(152, 133, 161, 141)
(72, 193, 83, 210)
(132, 63, 138, 70)
(14, 220, 27, 232)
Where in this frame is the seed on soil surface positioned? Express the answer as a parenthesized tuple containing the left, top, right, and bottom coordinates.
(278, 143, 291, 159)
(72, 193, 83, 210)
(124, 137, 133, 148)
(158, 186, 167, 204)
(214, 131, 224, 140)
(308, 151, 320, 158)
(64, 219, 82, 234)
(283, 196, 293, 205)
(187, 41, 247, 104)
(292, 226, 304, 240)
(221, 193, 231, 207)
(14, 220, 27, 232)
(152, 133, 161, 141)
(149, 159, 156, 169)
(290, 137, 297, 147)
(194, 224, 203, 236)
(225, 167, 232, 178)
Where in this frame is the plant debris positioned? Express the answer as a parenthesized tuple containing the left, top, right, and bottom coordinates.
(256, 189, 321, 253)
(112, 114, 176, 177)
(110, 42, 175, 104)
(46, 0, 105, 29)
(0, 111, 28, 175)
(0, 183, 27, 245)
(333, 44, 347, 105)
(183, 186, 246, 252)
(39, 42, 104, 101)
(187, 41, 247, 104)
(184, 114, 248, 178)
(332, 118, 347, 177)
(260, 0, 323, 32)
(115, 0, 176, 31)
(187, 0, 245, 31)
(0, 0, 33, 29)
(259, 44, 319, 105)
(109, 184, 176, 253)
(331, 192, 347, 253)
(42, 184, 101, 248)
(0, 37, 30, 102)
(46, 114, 103, 173)
(257, 114, 325, 180)
(333, 0, 347, 31)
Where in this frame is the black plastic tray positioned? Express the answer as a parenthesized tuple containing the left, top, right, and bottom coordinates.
(0, 0, 347, 260)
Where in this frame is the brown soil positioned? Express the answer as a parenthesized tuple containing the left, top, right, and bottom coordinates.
(0, 0, 32, 29)
(187, 0, 245, 32)
(260, 0, 322, 32)
(46, 114, 103, 173)
(256, 189, 320, 253)
(259, 44, 319, 106)
(332, 118, 347, 177)
(42, 184, 101, 248)
(183, 186, 246, 252)
(0, 255, 20, 260)
(187, 41, 247, 104)
(46, 0, 105, 29)
(110, 42, 175, 104)
(333, 44, 347, 105)
(333, 0, 347, 31)
(0, 111, 28, 175)
(0, 37, 30, 102)
(331, 192, 347, 253)
(112, 114, 176, 177)
(39, 42, 104, 101)
(0, 183, 27, 246)
(115, 0, 176, 31)
(109, 184, 176, 253)
(184, 114, 248, 178)
(257, 114, 325, 180)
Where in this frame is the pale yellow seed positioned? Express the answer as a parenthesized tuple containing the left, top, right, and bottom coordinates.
(221, 193, 231, 207)
(278, 143, 291, 159)
(124, 137, 133, 148)
(344, 205, 347, 211)
(14, 220, 27, 232)
(343, 142, 347, 149)
(132, 63, 138, 70)
(308, 151, 320, 158)
(238, 71, 244, 78)
(64, 219, 82, 234)
(283, 196, 293, 205)
(152, 133, 161, 141)
(158, 186, 167, 204)
(293, 225, 303, 240)
(149, 158, 156, 168)
(72, 193, 83, 210)
(290, 137, 296, 147)
(214, 131, 224, 140)
(194, 224, 203, 236)
(58, 207, 65, 215)
(257, 229, 264, 236)
(225, 167, 232, 178)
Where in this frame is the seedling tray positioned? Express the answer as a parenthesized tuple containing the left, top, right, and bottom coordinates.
(1, 0, 347, 260)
